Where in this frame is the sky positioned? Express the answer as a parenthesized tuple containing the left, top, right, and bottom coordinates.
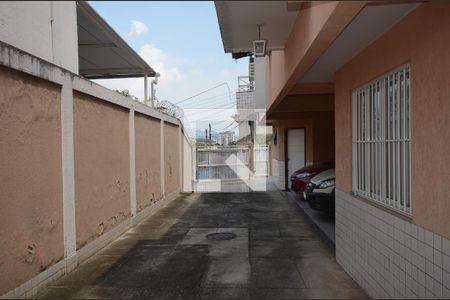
(89, 1, 248, 138)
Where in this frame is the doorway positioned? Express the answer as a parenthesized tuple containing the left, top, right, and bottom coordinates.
(286, 128, 305, 188)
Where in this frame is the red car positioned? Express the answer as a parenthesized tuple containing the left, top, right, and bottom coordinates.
(289, 162, 334, 195)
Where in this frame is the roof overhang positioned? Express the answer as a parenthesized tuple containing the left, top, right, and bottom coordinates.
(214, 1, 298, 54)
(299, 2, 421, 83)
(77, 1, 155, 79)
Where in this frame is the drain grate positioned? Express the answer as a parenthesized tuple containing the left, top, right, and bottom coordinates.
(206, 232, 237, 241)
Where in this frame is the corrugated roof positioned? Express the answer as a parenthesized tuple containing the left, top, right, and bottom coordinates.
(77, 1, 156, 79)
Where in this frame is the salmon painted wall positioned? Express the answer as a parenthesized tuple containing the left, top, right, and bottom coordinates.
(0, 67, 64, 294)
(135, 113, 162, 212)
(312, 111, 335, 163)
(272, 119, 313, 163)
(271, 111, 334, 165)
(0, 41, 193, 296)
(74, 92, 130, 249)
(335, 2, 450, 238)
(267, 2, 338, 109)
(164, 123, 180, 195)
(266, 2, 365, 113)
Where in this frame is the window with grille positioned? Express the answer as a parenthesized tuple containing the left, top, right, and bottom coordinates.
(352, 65, 411, 215)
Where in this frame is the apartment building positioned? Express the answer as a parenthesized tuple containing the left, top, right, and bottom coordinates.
(215, 1, 450, 298)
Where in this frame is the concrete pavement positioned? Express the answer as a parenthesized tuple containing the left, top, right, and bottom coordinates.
(38, 192, 367, 299)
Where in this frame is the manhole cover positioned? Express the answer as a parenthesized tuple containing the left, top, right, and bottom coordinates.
(206, 232, 237, 241)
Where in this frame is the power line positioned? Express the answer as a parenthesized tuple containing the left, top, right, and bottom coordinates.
(181, 95, 234, 109)
(179, 89, 238, 107)
(190, 112, 235, 123)
(181, 96, 235, 109)
(179, 90, 238, 110)
(187, 118, 230, 128)
(187, 103, 236, 120)
(173, 82, 232, 105)
(186, 102, 236, 116)
(217, 120, 237, 132)
(203, 101, 236, 110)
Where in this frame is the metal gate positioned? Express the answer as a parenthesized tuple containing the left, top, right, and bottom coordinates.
(194, 145, 269, 192)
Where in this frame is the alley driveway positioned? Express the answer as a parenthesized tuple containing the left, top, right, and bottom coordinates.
(38, 192, 366, 299)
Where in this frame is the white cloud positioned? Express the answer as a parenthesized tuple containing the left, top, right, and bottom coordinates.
(94, 53, 246, 104)
(138, 44, 183, 82)
(93, 44, 248, 139)
(128, 20, 149, 36)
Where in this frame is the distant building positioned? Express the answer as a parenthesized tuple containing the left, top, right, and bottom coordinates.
(234, 75, 256, 140)
(234, 57, 272, 143)
(216, 2, 450, 299)
(219, 131, 235, 146)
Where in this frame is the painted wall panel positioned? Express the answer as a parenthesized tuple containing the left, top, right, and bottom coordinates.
(164, 123, 180, 195)
(0, 66, 63, 294)
(135, 113, 161, 212)
(74, 92, 130, 250)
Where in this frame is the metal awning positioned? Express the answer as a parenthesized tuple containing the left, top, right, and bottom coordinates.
(76, 1, 156, 79)
(214, 1, 298, 54)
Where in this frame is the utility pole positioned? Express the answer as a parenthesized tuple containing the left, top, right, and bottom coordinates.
(209, 123, 212, 144)
(205, 128, 210, 171)
(150, 73, 160, 108)
(144, 72, 148, 105)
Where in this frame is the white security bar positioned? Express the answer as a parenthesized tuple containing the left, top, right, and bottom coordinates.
(352, 65, 411, 215)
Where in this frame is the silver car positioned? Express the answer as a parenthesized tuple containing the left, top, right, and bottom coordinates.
(303, 168, 335, 213)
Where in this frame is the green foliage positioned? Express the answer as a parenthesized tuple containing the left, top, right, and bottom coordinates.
(115, 89, 139, 101)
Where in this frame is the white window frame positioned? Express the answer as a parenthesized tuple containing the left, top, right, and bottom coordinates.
(352, 64, 411, 215)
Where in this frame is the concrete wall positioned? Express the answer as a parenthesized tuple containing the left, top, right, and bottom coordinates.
(135, 113, 162, 212)
(0, 42, 194, 298)
(182, 134, 193, 192)
(0, 1, 78, 74)
(73, 92, 131, 250)
(335, 1, 450, 240)
(238, 122, 251, 140)
(164, 123, 181, 195)
(0, 66, 64, 295)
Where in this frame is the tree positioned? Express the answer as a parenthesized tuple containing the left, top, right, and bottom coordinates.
(115, 89, 139, 101)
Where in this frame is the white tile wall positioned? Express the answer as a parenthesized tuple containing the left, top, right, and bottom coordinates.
(336, 190, 450, 299)
(271, 159, 285, 190)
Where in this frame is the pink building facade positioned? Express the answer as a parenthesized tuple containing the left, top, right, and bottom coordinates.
(216, 1, 450, 298)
